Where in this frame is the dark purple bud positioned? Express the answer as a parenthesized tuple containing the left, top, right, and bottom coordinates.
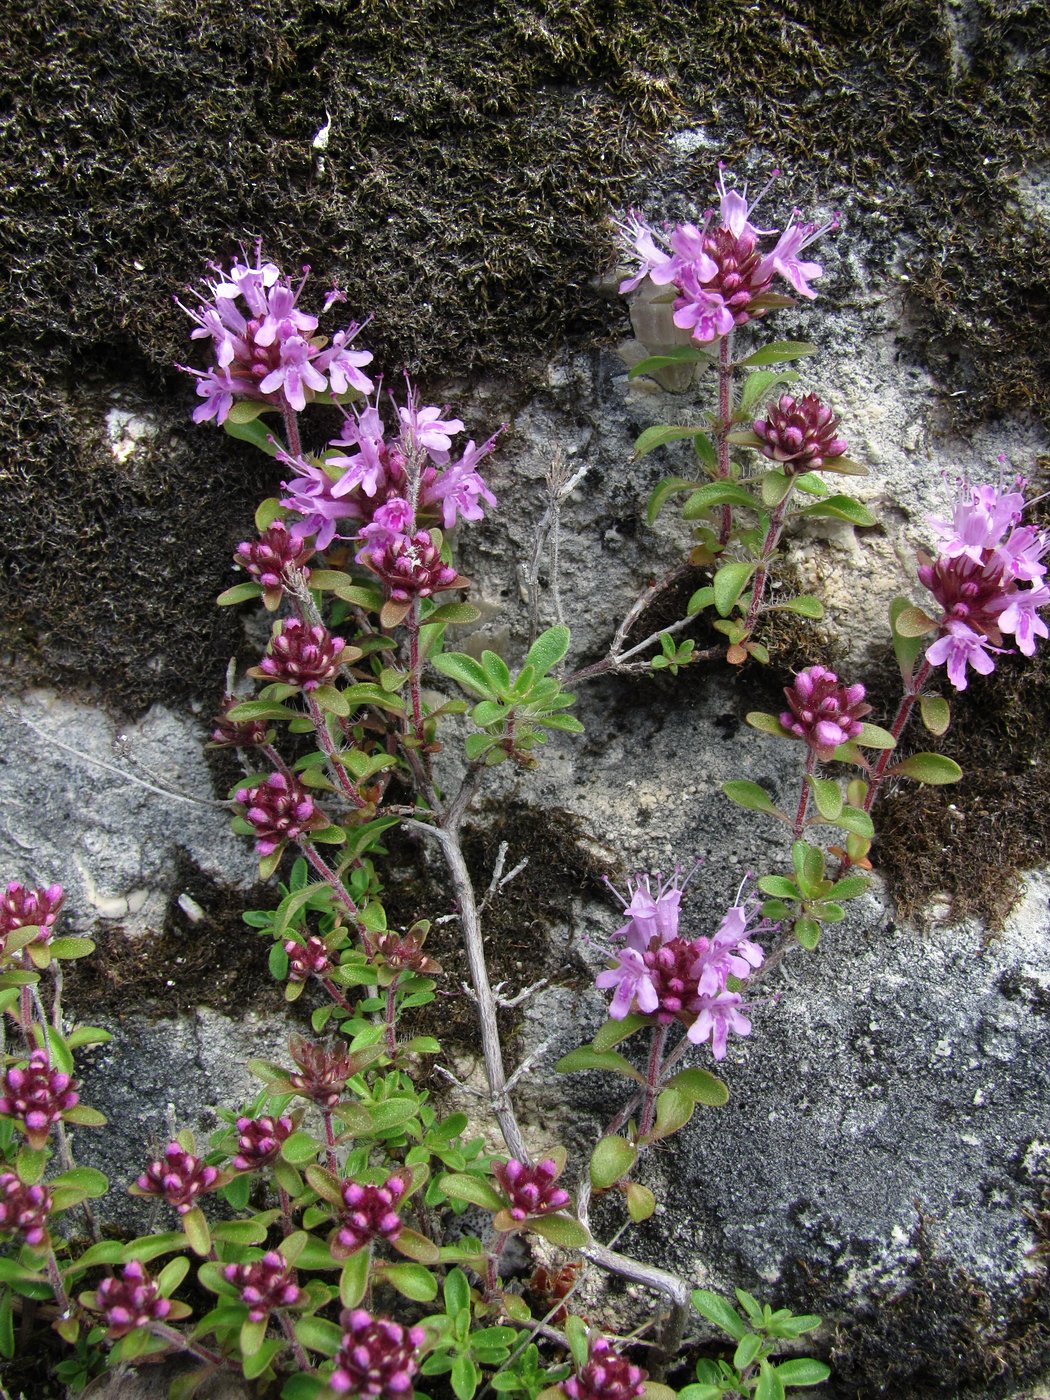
(329, 1308, 426, 1398)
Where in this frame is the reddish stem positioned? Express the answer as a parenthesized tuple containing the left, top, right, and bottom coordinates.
(862, 658, 934, 813)
(300, 844, 369, 938)
(741, 485, 796, 641)
(306, 697, 367, 810)
(794, 749, 818, 839)
(638, 1024, 669, 1141)
(281, 403, 303, 460)
(716, 335, 734, 547)
(321, 1110, 339, 1174)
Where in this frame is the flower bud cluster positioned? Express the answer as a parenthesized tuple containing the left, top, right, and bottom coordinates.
(618, 165, 838, 343)
(257, 618, 346, 691)
(565, 1336, 647, 1400)
(333, 1174, 408, 1256)
(136, 1142, 219, 1215)
(235, 519, 314, 601)
(95, 1261, 171, 1339)
(235, 772, 324, 856)
(753, 392, 848, 472)
(492, 1158, 570, 1221)
(329, 1308, 425, 1398)
(0, 1171, 51, 1247)
(0, 881, 64, 951)
(287, 1037, 353, 1108)
(209, 694, 272, 749)
(284, 935, 330, 982)
(780, 665, 871, 760)
(919, 478, 1050, 690)
(596, 873, 765, 1060)
(232, 1114, 294, 1172)
(223, 1250, 301, 1320)
(176, 244, 374, 422)
(0, 1050, 79, 1149)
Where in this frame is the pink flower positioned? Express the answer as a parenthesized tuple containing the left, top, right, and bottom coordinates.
(235, 772, 324, 856)
(398, 401, 464, 461)
(753, 392, 848, 472)
(329, 1309, 425, 1398)
(256, 618, 346, 691)
(0, 1050, 79, 1149)
(564, 1336, 646, 1400)
(234, 520, 314, 600)
(0, 881, 64, 950)
(617, 165, 838, 342)
(232, 1114, 294, 1172)
(492, 1158, 570, 1221)
(95, 1261, 171, 1339)
(919, 477, 1050, 688)
(135, 1141, 219, 1215)
(223, 1251, 301, 1321)
(0, 1172, 52, 1247)
(332, 1175, 408, 1257)
(779, 665, 870, 760)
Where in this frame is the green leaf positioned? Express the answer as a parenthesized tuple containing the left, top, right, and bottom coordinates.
(738, 368, 799, 418)
(651, 1086, 695, 1140)
(769, 594, 824, 619)
(590, 1136, 637, 1189)
(662, 1067, 729, 1107)
(733, 1333, 764, 1370)
(890, 753, 963, 785)
(760, 471, 793, 507)
(647, 476, 700, 525)
(687, 585, 716, 614)
(826, 874, 871, 900)
(691, 1289, 748, 1340)
(425, 602, 481, 625)
(682, 482, 756, 517)
(123, 1231, 188, 1264)
(157, 1255, 191, 1297)
(181, 1207, 211, 1257)
(628, 347, 706, 379)
(831, 805, 874, 838)
(48, 1167, 108, 1198)
(722, 780, 785, 818)
(444, 1266, 471, 1316)
(755, 1360, 786, 1400)
(805, 776, 842, 820)
(524, 625, 571, 677)
(294, 1315, 343, 1356)
(774, 1358, 832, 1386)
(795, 917, 821, 950)
(216, 581, 265, 607)
(431, 651, 496, 699)
(224, 413, 279, 457)
(591, 1014, 651, 1051)
(677, 1388, 722, 1400)
(626, 1182, 657, 1222)
(893, 605, 938, 637)
(339, 1248, 371, 1308)
(919, 694, 951, 736)
(797, 494, 876, 527)
(525, 1213, 589, 1248)
(452, 1353, 480, 1400)
(280, 1131, 321, 1166)
(713, 560, 758, 617)
(757, 875, 800, 900)
(792, 840, 825, 893)
(244, 1337, 284, 1381)
(61, 1105, 106, 1127)
(381, 1262, 438, 1301)
(634, 424, 710, 458)
(554, 1048, 645, 1084)
(854, 723, 896, 750)
(890, 596, 924, 680)
(392, 1227, 441, 1264)
(440, 1173, 506, 1212)
(740, 340, 818, 367)
(746, 710, 793, 738)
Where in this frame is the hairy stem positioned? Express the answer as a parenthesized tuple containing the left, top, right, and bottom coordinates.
(306, 697, 368, 809)
(862, 658, 933, 813)
(716, 334, 735, 547)
(638, 1024, 669, 1141)
(741, 483, 797, 641)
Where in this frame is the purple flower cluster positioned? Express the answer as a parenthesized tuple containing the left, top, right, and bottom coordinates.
(94, 1261, 171, 1339)
(0, 881, 64, 951)
(754, 392, 848, 473)
(595, 873, 764, 1060)
(135, 1141, 219, 1215)
(232, 1113, 294, 1172)
(329, 1308, 425, 1398)
(177, 244, 373, 422)
(277, 385, 497, 583)
(235, 772, 324, 856)
(780, 665, 871, 761)
(256, 618, 346, 691)
(333, 1174, 408, 1257)
(618, 165, 838, 343)
(0, 1171, 52, 1247)
(492, 1157, 570, 1221)
(0, 1049, 79, 1149)
(209, 694, 272, 750)
(564, 1336, 647, 1400)
(919, 478, 1050, 690)
(223, 1250, 301, 1321)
